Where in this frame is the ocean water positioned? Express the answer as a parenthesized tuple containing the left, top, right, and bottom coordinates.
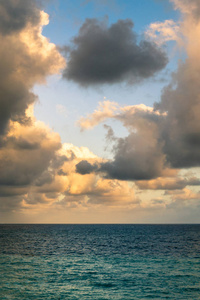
(0, 224, 200, 299)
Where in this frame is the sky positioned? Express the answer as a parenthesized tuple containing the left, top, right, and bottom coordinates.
(0, 0, 200, 223)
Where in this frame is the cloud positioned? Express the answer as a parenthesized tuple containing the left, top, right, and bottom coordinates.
(86, 178, 138, 206)
(62, 177, 137, 208)
(136, 177, 200, 190)
(0, 5, 65, 135)
(145, 19, 181, 45)
(0, 129, 138, 213)
(76, 103, 171, 180)
(100, 130, 165, 180)
(171, 0, 200, 19)
(165, 188, 200, 201)
(154, 1, 200, 168)
(77, 100, 119, 130)
(0, 123, 60, 187)
(62, 18, 168, 86)
(0, 0, 42, 35)
(0, 109, 64, 194)
(75, 0, 200, 180)
(0, 0, 66, 212)
(76, 160, 98, 174)
(1, 0, 200, 222)
(52, 143, 138, 208)
(78, 101, 164, 130)
(126, 3, 200, 172)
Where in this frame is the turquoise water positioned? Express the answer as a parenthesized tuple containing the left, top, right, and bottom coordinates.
(0, 224, 200, 299)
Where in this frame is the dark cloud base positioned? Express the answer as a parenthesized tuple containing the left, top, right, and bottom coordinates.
(0, 0, 42, 35)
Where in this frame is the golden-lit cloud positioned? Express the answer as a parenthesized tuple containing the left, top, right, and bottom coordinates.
(77, 100, 119, 130)
(145, 20, 181, 45)
(0, 3, 65, 134)
(55, 143, 137, 208)
(0, 0, 65, 214)
(136, 176, 200, 190)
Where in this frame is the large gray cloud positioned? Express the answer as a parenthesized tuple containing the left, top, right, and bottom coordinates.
(76, 108, 167, 180)
(63, 18, 168, 85)
(100, 131, 165, 180)
(155, 61, 200, 168)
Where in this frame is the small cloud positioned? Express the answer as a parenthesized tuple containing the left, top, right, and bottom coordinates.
(76, 160, 98, 174)
(145, 19, 181, 45)
(77, 100, 119, 130)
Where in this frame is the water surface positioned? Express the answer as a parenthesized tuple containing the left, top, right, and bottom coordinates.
(0, 224, 200, 299)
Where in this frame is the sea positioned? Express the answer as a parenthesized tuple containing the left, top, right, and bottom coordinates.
(0, 224, 200, 299)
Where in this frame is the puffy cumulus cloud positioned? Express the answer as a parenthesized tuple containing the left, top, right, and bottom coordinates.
(50, 143, 137, 208)
(62, 178, 138, 208)
(76, 103, 172, 180)
(142, 1, 200, 170)
(0, 118, 61, 187)
(62, 18, 168, 86)
(60, 143, 98, 160)
(0, 0, 65, 135)
(145, 20, 181, 45)
(0, 109, 70, 210)
(0, 141, 101, 213)
(1, 140, 138, 212)
(100, 130, 165, 180)
(0, 0, 66, 213)
(86, 179, 138, 206)
(77, 100, 119, 130)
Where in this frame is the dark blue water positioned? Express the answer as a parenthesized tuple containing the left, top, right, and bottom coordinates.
(0, 224, 200, 299)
